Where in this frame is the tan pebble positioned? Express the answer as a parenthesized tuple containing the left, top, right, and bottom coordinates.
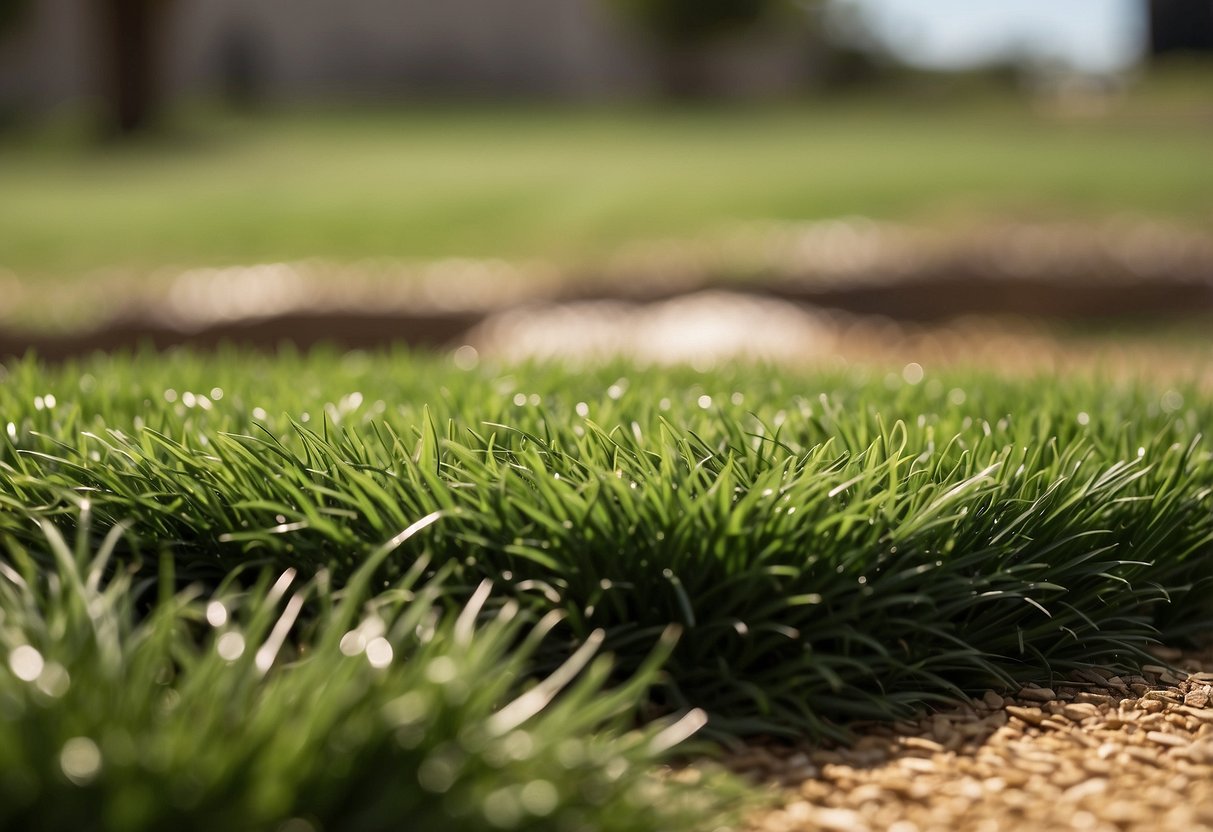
(846, 783, 885, 804)
(1164, 713, 1189, 728)
(1179, 705, 1213, 722)
(1139, 713, 1165, 729)
(983, 777, 1006, 793)
(1018, 687, 1057, 702)
(783, 801, 813, 822)
(954, 777, 984, 800)
(1189, 741, 1213, 764)
(1006, 706, 1045, 725)
(1140, 699, 1165, 714)
(980, 690, 1004, 710)
(1144, 689, 1181, 702)
(1104, 800, 1149, 823)
(898, 757, 936, 773)
(1074, 691, 1114, 706)
(820, 764, 853, 782)
(812, 807, 869, 832)
(1123, 746, 1161, 765)
(1067, 731, 1100, 749)
(1018, 766, 1057, 781)
(902, 736, 945, 753)
(1062, 702, 1100, 720)
(999, 769, 1030, 787)
(1165, 772, 1191, 791)
(975, 752, 1007, 770)
(1061, 777, 1108, 802)
(1147, 731, 1189, 748)
(1184, 687, 1210, 708)
(798, 781, 828, 800)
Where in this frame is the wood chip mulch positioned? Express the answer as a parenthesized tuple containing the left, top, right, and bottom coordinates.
(725, 646, 1213, 832)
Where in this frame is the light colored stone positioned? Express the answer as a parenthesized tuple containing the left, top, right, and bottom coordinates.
(1184, 686, 1210, 709)
(1018, 687, 1057, 703)
(811, 807, 868, 832)
(1006, 706, 1045, 726)
(1061, 778, 1108, 802)
(1146, 731, 1189, 748)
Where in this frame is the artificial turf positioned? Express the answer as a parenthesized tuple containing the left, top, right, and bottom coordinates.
(3, 349, 1210, 747)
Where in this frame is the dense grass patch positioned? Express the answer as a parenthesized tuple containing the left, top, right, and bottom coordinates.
(0, 506, 732, 831)
(2, 351, 1212, 740)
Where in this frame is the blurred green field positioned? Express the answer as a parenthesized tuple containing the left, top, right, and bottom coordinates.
(2, 90, 1212, 280)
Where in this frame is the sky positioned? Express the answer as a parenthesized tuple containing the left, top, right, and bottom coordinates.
(835, 0, 1148, 73)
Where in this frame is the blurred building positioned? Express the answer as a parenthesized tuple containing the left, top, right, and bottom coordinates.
(0, 0, 814, 113)
(1148, 0, 1213, 55)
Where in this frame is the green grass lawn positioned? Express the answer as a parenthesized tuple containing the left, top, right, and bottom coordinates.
(4, 80, 1213, 829)
(3, 92, 1212, 280)
(3, 350, 1211, 828)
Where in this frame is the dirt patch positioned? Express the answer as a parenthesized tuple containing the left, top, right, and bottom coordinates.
(0, 309, 483, 362)
(3, 219, 1212, 361)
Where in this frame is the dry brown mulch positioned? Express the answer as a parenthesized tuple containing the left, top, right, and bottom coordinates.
(725, 647, 1213, 832)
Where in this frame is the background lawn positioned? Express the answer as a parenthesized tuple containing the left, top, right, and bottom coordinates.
(2, 88, 1212, 282)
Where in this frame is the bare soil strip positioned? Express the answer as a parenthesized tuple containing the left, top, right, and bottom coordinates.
(3, 219, 1212, 360)
(728, 647, 1213, 832)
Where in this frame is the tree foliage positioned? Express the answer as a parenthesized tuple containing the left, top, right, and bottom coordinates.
(612, 0, 781, 46)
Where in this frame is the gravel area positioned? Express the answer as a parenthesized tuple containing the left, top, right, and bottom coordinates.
(727, 646, 1213, 832)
